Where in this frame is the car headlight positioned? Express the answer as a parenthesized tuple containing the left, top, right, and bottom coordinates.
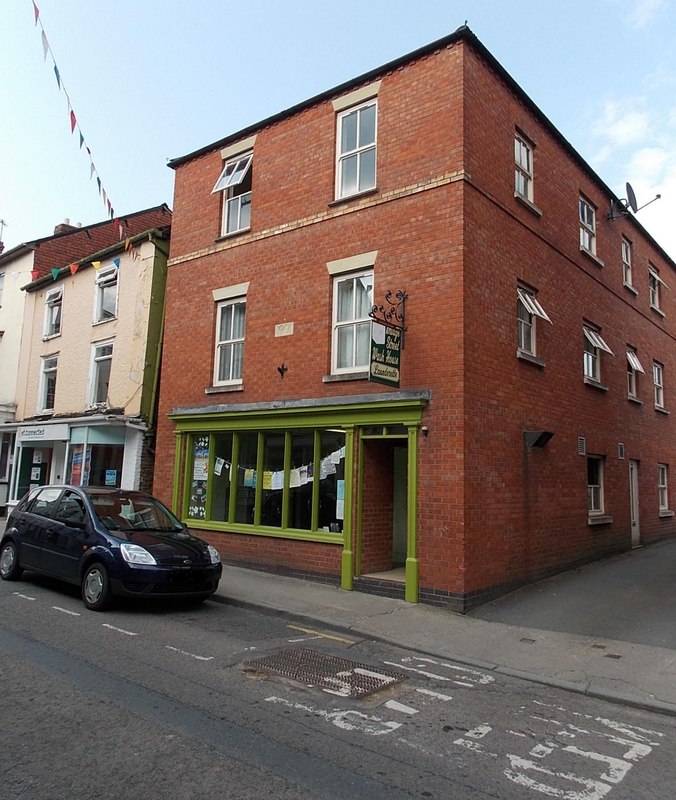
(120, 542, 157, 565)
(207, 545, 221, 565)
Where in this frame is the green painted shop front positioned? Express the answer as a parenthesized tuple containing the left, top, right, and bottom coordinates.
(169, 392, 429, 602)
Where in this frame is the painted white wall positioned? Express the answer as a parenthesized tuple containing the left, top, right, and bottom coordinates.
(0, 250, 34, 420)
(15, 239, 157, 421)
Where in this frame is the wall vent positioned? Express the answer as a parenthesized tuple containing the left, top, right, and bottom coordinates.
(577, 436, 586, 455)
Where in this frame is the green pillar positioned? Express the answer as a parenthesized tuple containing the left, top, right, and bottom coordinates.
(405, 426, 419, 602)
(341, 427, 355, 590)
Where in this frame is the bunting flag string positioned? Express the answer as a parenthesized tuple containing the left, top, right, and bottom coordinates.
(31, 1, 120, 233)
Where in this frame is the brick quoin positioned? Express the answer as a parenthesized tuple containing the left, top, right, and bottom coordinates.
(155, 28, 676, 611)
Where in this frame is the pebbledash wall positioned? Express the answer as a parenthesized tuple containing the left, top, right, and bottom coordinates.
(154, 26, 676, 611)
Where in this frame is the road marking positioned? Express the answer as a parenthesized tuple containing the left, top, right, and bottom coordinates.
(287, 624, 356, 645)
(288, 635, 322, 642)
(415, 688, 453, 701)
(165, 645, 213, 661)
(265, 695, 401, 735)
(52, 606, 80, 616)
(13, 592, 36, 601)
(385, 700, 419, 715)
(102, 623, 139, 636)
(384, 657, 494, 687)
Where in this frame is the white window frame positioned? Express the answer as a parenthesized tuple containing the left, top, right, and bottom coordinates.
(517, 287, 551, 356)
(587, 456, 604, 515)
(653, 361, 665, 409)
(212, 152, 253, 236)
(658, 463, 669, 511)
(94, 266, 118, 323)
(331, 270, 374, 374)
(214, 298, 246, 386)
(514, 133, 533, 201)
(0, 271, 4, 306)
(39, 354, 58, 412)
(89, 340, 114, 405)
(579, 196, 596, 255)
(648, 264, 666, 312)
(622, 237, 633, 288)
(583, 326, 613, 382)
(43, 287, 63, 338)
(335, 100, 377, 200)
(626, 348, 645, 399)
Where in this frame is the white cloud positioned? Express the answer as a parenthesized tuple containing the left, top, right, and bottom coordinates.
(623, 0, 667, 28)
(592, 99, 650, 148)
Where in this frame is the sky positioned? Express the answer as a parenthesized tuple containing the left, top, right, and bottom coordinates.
(1, 0, 676, 258)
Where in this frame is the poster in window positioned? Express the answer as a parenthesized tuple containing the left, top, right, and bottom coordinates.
(189, 436, 209, 519)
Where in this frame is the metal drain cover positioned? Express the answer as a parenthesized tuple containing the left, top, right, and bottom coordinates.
(244, 648, 409, 698)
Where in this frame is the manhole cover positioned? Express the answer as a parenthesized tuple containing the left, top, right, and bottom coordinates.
(244, 648, 409, 698)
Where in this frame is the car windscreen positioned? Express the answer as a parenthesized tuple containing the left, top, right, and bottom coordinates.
(89, 494, 184, 532)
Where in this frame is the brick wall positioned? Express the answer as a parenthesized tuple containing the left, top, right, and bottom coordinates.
(155, 34, 676, 606)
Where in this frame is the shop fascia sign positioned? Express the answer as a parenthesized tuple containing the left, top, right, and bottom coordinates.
(18, 423, 69, 442)
(369, 289, 407, 389)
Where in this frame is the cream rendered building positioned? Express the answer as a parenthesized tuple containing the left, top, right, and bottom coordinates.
(5, 226, 170, 507)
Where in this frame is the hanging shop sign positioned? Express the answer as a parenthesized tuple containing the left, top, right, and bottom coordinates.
(368, 288, 407, 388)
(370, 322, 402, 387)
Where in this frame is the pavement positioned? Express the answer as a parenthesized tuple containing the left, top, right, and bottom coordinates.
(3, 514, 676, 717)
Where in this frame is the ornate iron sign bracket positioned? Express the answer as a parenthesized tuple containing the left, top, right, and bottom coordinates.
(369, 289, 408, 346)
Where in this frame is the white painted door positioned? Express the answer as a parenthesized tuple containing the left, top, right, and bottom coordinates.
(629, 460, 640, 547)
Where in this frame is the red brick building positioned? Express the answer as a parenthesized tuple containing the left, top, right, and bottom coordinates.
(155, 27, 676, 610)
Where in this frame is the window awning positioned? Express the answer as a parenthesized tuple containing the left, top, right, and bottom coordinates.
(517, 288, 552, 323)
(626, 350, 645, 373)
(584, 326, 613, 355)
(212, 153, 253, 194)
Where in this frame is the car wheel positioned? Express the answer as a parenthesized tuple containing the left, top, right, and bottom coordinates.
(82, 562, 112, 611)
(0, 541, 23, 581)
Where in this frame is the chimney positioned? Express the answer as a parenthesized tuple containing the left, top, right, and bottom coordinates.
(54, 217, 78, 235)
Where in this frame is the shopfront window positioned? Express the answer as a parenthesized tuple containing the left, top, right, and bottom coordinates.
(234, 431, 258, 524)
(185, 427, 346, 535)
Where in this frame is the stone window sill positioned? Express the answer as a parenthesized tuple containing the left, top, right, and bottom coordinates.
(588, 514, 613, 526)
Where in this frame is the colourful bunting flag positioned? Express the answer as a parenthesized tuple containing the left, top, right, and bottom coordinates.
(51, 267, 60, 280)
(113, 258, 120, 268)
(31, 3, 117, 230)
(91, 260, 102, 271)
(31, 269, 39, 281)
(69, 263, 79, 275)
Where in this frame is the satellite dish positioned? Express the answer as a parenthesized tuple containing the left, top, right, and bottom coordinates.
(626, 182, 638, 213)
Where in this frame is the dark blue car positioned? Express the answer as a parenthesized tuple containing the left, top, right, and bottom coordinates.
(0, 485, 222, 611)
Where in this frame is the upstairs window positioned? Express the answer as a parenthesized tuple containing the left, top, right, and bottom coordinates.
(649, 264, 665, 313)
(583, 325, 613, 383)
(94, 266, 118, 323)
(517, 286, 551, 356)
(626, 348, 645, 400)
(336, 101, 377, 199)
(622, 238, 633, 288)
(212, 152, 253, 235)
(579, 196, 596, 255)
(587, 456, 605, 515)
(658, 464, 669, 512)
(39, 354, 58, 412)
(90, 341, 114, 405)
(332, 271, 373, 373)
(214, 298, 246, 385)
(44, 287, 62, 338)
(514, 133, 533, 202)
(653, 361, 665, 409)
